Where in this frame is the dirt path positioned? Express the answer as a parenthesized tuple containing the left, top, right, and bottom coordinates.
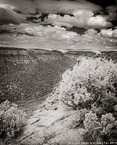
(16, 107, 83, 145)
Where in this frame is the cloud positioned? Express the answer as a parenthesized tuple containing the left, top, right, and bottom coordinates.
(45, 9, 112, 28)
(0, 0, 37, 14)
(0, 23, 79, 41)
(88, 15, 112, 28)
(0, 0, 113, 29)
(45, 10, 93, 28)
(106, 5, 117, 13)
(0, 6, 26, 24)
(39, 0, 101, 13)
(0, 23, 116, 52)
(23, 24, 79, 40)
(0, 0, 102, 14)
(100, 29, 117, 38)
(105, 5, 117, 21)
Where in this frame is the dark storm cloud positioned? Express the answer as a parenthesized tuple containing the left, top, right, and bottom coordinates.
(87, 0, 117, 7)
(0, 0, 102, 14)
(0, 7, 26, 24)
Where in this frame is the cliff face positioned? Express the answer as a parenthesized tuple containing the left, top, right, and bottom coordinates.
(0, 48, 79, 115)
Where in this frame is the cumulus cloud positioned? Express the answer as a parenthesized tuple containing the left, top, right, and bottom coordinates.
(45, 9, 112, 28)
(0, 24, 116, 51)
(45, 10, 94, 28)
(0, 23, 79, 41)
(88, 15, 112, 28)
(23, 24, 79, 41)
(100, 29, 117, 38)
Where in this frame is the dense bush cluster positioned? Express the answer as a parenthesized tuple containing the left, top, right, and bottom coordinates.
(56, 57, 117, 142)
(82, 111, 117, 142)
(0, 100, 27, 139)
(59, 57, 117, 110)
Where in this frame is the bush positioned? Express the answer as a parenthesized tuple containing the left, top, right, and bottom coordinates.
(82, 112, 117, 142)
(0, 100, 27, 139)
(55, 56, 117, 143)
(59, 57, 117, 111)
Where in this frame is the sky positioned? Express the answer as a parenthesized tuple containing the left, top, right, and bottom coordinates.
(88, 0, 116, 7)
(0, 0, 116, 28)
(0, 0, 116, 51)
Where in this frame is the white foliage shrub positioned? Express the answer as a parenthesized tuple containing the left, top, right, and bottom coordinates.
(59, 57, 117, 110)
(0, 100, 27, 139)
(101, 113, 116, 135)
(43, 56, 117, 143)
(84, 111, 100, 130)
(83, 112, 117, 142)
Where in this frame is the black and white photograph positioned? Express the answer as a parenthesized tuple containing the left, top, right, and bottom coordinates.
(0, 0, 117, 145)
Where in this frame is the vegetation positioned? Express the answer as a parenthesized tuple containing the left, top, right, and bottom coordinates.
(0, 100, 27, 139)
(51, 56, 117, 143)
(1, 49, 117, 144)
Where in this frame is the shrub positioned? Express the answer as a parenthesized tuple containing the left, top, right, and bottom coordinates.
(55, 56, 117, 143)
(82, 111, 102, 141)
(42, 56, 117, 143)
(101, 113, 115, 135)
(59, 57, 117, 111)
(0, 100, 27, 139)
(82, 112, 117, 142)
